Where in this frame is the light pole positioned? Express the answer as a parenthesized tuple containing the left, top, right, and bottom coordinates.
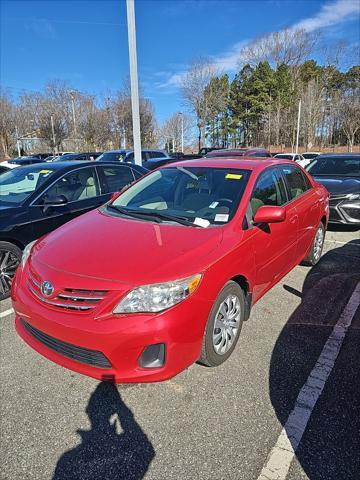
(295, 99, 301, 154)
(126, 0, 142, 165)
(70, 91, 77, 150)
(50, 115, 56, 153)
(15, 126, 21, 157)
(179, 112, 184, 153)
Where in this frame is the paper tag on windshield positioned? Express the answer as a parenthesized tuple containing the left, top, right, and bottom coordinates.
(209, 201, 219, 209)
(214, 213, 229, 222)
(193, 217, 210, 228)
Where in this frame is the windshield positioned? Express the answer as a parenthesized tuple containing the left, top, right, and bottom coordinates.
(306, 156, 360, 177)
(275, 154, 294, 160)
(0, 166, 55, 205)
(96, 151, 127, 162)
(303, 153, 319, 159)
(110, 166, 250, 226)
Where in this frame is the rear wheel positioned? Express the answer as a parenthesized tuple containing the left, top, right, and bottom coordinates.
(0, 242, 22, 300)
(199, 281, 245, 367)
(302, 223, 325, 266)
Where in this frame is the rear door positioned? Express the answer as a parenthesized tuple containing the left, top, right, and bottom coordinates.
(96, 164, 136, 195)
(279, 164, 320, 262)
(246, 167, 298, 300)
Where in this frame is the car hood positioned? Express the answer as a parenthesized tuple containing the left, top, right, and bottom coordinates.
(32, 208, 224, 286)
(313, 176, 360, 197)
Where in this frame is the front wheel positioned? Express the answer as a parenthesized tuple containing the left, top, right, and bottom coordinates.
(199, 281, 245, 367)
(302, 223, 325, 266)
(0, 242, 22, 301)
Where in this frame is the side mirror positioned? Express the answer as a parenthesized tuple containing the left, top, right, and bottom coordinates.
(253, 206, 286, 224)
(43, 195, 68, 207)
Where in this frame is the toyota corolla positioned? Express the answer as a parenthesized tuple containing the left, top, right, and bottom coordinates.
(12, 158, 329, 383)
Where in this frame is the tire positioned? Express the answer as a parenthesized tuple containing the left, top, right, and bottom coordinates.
(0, 241, 22, 301)
(302, 222, 325, 266)
(199, 281, 245, 367)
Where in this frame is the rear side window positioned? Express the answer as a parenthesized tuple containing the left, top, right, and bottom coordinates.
(100, 166, 135, 193)
(281, 165, 311, 199)
(150, 151, 166, 158)
(250, 169, 287, 215)
(250, 151, 271, 158)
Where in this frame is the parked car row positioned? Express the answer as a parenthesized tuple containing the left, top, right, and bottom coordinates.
(1, 151, 358, 303)
(0, 160, 147, 299)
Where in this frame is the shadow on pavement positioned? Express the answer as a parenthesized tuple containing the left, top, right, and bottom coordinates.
(270, 241, 360, 480)
(53, 382, 155, 480)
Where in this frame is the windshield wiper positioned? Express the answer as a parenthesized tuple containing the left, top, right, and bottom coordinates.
(136, 210, 199, 227)
(107, 204, 162, 223)
(107, 205, 198, 227)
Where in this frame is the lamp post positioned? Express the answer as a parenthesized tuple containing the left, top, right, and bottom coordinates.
(126, 0, 142, 165)
(70, 91, 77, 150)
(50, 115, 56, 153)
(179, 112, 184, 153)
(295, 99, 301, 155)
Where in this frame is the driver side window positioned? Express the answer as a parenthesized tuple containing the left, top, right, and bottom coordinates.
(250, 169, 287, 216)
(39, 168, 99, 204)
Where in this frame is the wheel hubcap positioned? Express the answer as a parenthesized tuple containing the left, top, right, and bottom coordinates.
(0, 250, 20, 296)
(212, 294, 241, 355)
(313, 227, 324, 261)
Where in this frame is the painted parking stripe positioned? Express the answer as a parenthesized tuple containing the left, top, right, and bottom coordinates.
(257, 282, 360, 480)
(0, 308, 14, 318)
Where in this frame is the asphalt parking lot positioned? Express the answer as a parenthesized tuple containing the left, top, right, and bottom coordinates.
(1, 227, 359, 480)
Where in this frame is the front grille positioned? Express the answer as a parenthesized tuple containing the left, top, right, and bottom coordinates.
(27, 269, 108, 311)
(21, 319, 112, 369)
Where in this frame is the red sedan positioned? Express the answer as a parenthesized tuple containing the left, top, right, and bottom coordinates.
(12, 158, 329, 383)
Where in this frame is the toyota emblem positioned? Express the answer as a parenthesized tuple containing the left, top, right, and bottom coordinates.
(41, 281, 54, 297)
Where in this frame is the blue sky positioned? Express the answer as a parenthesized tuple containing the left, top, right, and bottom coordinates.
(1, 0, 359, 122)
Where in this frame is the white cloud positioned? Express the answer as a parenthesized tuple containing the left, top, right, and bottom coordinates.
(293, 0, 359, 32)
(159, 0, 359, 89)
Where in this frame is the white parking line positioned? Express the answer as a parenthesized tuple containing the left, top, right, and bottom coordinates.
(257, 282, 360, 480)
(325, 239, 360, 246)
(0, 308, 14, 318)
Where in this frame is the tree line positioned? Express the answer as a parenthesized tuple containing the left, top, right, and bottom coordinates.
(180, 29, 360, 152)
(0, 80, 157, 158)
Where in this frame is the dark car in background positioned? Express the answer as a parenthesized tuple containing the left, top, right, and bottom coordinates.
(8, 154, 53, 166)
(143, 153, 202, 170)
(0, 161, 148, 299)
(96, 149, 170, 164)
(51, 152, 103, 162)
(306, 153, 360, 225)
(206, 148, 272, 158)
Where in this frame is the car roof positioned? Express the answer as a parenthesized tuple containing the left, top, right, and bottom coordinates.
(161, 157, 292, 172)
(15, 161, 142, 171)
(316, 153, 360, 158)
(275, 152, 295, 155)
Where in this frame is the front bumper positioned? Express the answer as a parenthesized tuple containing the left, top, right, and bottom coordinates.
(329, 196, 360, 225)
(12, 265, 212, 383)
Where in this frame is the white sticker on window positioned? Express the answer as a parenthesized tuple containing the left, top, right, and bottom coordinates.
(209, 201, 219, 209)
(214, 213, 229, 222)
(193, 217, 210, 228)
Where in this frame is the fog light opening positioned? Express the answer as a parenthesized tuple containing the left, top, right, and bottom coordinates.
(139, 343, 166, 368)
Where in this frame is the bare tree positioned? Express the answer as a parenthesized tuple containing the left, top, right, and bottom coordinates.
(159, 113, 193, 152)
(0, 91, 16, 158)
(241, 28, 317, 68)
(339, 97, 360, 151)
(180, 58, 218, 151)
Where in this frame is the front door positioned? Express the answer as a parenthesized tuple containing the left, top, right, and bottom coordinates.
(247, 167, 299, 301)
(28, 167, 103, 240)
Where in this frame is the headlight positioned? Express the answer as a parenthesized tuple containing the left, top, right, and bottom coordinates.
(346, 193, 360, 201)
(113, 274, 202, 314)
(21, 240, 36, 268)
